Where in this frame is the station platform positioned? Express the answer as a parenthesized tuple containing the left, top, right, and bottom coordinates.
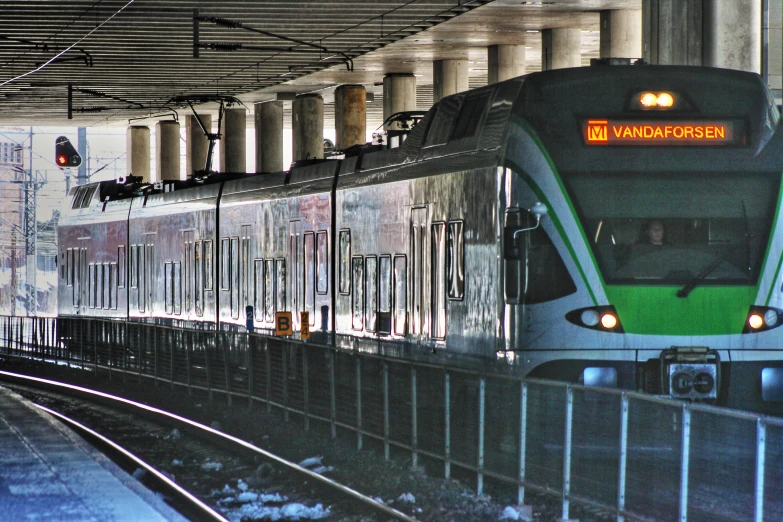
(0, 385, 187, 521)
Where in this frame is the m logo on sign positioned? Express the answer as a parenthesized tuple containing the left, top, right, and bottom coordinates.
(586, 120, 608, 143)
(275, 312, 293, 336)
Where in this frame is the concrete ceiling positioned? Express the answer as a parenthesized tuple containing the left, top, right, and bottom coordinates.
(0, 0, 641, 130)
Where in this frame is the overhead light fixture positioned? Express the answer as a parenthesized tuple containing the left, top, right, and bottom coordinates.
(525, 30, 540, 33)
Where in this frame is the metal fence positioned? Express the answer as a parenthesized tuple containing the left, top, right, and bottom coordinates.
(0, 315, 779, 522)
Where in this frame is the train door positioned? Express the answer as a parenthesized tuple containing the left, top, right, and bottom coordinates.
(289, 221, 303, 329)
(410, 207, 429, 336)
(241, 225, 251, 321)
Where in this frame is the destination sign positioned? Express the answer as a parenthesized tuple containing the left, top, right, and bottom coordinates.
(583, 119, 745, 146)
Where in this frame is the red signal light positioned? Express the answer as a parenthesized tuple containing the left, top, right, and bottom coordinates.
(56, 155, 67, 166)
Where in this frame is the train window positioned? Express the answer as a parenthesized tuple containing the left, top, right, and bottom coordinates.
(316, 231, 328, 294)
(304, 232, 315, 321)
(265, 259, 275, 321)
(365, 256, 377, 332)
(195, 241, 203, 317)
(118, 246, 125, 288)
(61, 252, 66, 280)
(393, 255, 407, 335)
(447, 221, 465, 300)
(130, 245, 138, 289)
(204, 240, 214, 290)
(276, 259, 286, 312)
(103, 263, 110, 310)
(71, 188, 85, 209)
(504, 209, 576, 304)
(424, 96, 462, 147)
(81, 186, 96, 208)
(379, 255, 392, 334)
(174, 262, 182, 315)
(88, 264, 95, 308)
(67, 249, 74, 287)
(339, 230, 351, 295)
(221, 238, 230, 291)
(110, 263, 117, 309)
(241, 226, 251, 310)
(145, 243, 154, 312)
(231, 238, 240, 319)
(254, 260, 264, 321)
(431, 223, 446, 339)
(451, 92, 491, 141)
(164, 262, 173, 314)
(352, 256, 364, 330)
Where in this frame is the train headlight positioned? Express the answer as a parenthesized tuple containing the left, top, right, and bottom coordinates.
(565, 305, 624, 333)
(743, 306, 783, 333)
(656, 92, 674, 107)
(581, 310, 600, 327)
(601, 313, 618, 329)
(640, 92, 658, 107)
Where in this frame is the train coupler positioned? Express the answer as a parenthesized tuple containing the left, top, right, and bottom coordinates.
(659, 346, 720, 400)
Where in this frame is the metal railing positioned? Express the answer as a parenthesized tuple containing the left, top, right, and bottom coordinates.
(0, 315, 779, 522)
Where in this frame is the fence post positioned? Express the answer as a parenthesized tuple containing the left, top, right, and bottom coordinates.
(411, 366, 418, 468)
(247, 335, 255, 408)
(137, 326, 142, 382)
(383, 362, 390, 460)
(108, 322, 114, 381)
(186, 330, 193, 395)
(170, 330, 175, 389)
(445, 370, 451, 479)
(478, 377, 486, 495)
(204, 332, 213, 401)
(154, 327, 159, 387)
(265, 338, 272, 413)
(755, 418, 766, 522)
(562, 385, 573, 520)
(330, 349, 337, 439)
(618, 393, 629, 522)
(283, 342, 289, 422)
(356, 357, 362, 450)
(679, 404, 691, 522)
(303, 346, 310, 431)
(518, 381, 527, 505)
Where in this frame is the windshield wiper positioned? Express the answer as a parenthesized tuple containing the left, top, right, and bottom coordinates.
(676, 255, 727, 298)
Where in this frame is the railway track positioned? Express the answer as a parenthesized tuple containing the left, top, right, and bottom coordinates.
(0, 371, 416, 522)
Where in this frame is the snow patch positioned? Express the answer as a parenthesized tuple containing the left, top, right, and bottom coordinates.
(397, 492, 416, 503)
(202, 461, 223, 471)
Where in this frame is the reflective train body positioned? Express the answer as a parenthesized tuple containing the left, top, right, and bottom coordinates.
(58, 64, 783, 412)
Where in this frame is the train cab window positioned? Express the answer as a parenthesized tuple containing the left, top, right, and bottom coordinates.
(71, 188, 85, 209)
(352, 256, 364, 330)
(379, 255, 392, 334)
(339, 230, 351, 294)
(450, 92, 490, 141)
(316, 231, 328, 294)
(276, 259, 286, 312)
(117, 246, 125, 288)
(431, 223, 446, 339)
(265, 259, 275, 321)
(254, 260, 264, 322)
(393, 255, 407, 335)
(304, 232, 315, 320)
(448, 221, 465, 299)
(204, 240, 214, 291)
(365, 256, 378, 332)
(67, 249, 74, 287)
(504, 209, 576, 304)
(221, 239, 230, 291)
(165, 262, 173, 314)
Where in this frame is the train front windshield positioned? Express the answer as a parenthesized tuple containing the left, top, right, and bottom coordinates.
(562, 170, 780, 285)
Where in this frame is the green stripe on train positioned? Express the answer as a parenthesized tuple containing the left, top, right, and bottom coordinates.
(605, 285, 754, 335)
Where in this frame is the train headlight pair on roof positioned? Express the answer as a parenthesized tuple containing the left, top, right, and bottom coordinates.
(744, 306, 783, 333)
(566, 306, 623, 333)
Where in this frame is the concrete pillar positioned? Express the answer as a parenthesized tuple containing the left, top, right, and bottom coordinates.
(186, 114, 211, 176)
(126, 126, 150, 183)
(642, 0, 761, 73)
(542, 28, 582, 70)
(600, 10, 642, 58)
(488, 45, 526, 84)
(293, 94, 324, 161)
(254, 101, 283, 173)
(383, 73, 416, 131)
(433, 59, 469, 102)
(155, 120, 180, 182)
(334, 85, 367, 149)
(219, 108, 247, 173)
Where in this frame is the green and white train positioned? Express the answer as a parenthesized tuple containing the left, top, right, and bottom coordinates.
(58, 61, 783, 412)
